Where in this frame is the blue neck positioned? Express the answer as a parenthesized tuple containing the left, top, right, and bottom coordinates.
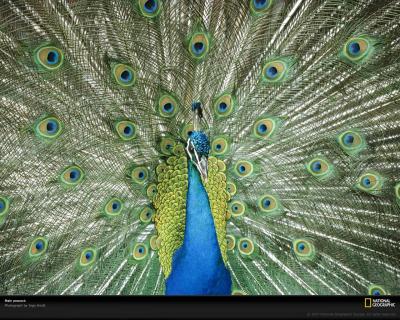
(165, 160, 232, 295)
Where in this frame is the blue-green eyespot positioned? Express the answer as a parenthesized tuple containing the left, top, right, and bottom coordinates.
(158, 94, 179, 118)
(112, 64, 136, 87)
(188, 32, 210, 60)
(368, 285, 387, 296)
(234, 160, 254, 178)
(79, 248, 97, 267)
(213, 94, 236, 118)
(337, 129, 366, 156)
(115, 120, 137, 141)
(34, 45, 64, 70)
(306, 157, 335, 181)
(211, 136, 230, 156)
(257, 194, 283, 216)
(131, 243, 148, 261)
(250, 0, 273, 15)
(0, 196, 10, 218)
(228, 200, 246, 217)
(138, 0, 161, 18)
(292, 238, 316, 262)
(34, 116, 63, 140)
(355, 171, 384, 195)
(238, 237, 255, 256)
(131, 166, 149, 185)
(103, 198, 123, 217)
(340, 36, 375, 64)
(60, 165, 84, 186)
(29, 237, 48, 259)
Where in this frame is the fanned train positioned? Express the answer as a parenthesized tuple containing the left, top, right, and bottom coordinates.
(0, 0, 399, 295)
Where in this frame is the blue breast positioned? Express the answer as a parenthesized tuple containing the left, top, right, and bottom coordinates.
(165, 160, 232, 295)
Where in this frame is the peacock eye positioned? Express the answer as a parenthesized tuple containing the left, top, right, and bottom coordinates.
(0, 196, 10, 217)
(306, 157, 334, 181)
(35, 116, 63, 140)
(180, 123, 194, 140)
(253, 117, 279, 139)
(115, 120, 137, 141)
(139, 0, 161, 17)
(132, 243, 148, 261)
(337, 130, 366, 156)
(160, 137, 176, 155)
(226, 235, 236, 251)
(234, 160, 254, 178)
(104, 198, 123, 217)
(79, 248, 97, 267)
(139, 206, 154, 223)
(250, 0, 273, 14)
(158, 94, 178, 118)
(189, 32, 210, 59)
(211, 136, 229, 156)
(228, 200, 246, 217)
(341, 36, 375, 64)
(262, 60, 286, 83)
(131, 166, 149, 185)
(34, 46, 64, 70)
(213, 94, 235, 118)
(368, 285, 386, 296)
(112, 64, 136, 87)
(29, 237, 48, 258)
(356, 171, 384, 195)
(292, 238, 315, 261)
(146, 183, 157, 200)
(258, 194, 282, 216)
(60, 165, 84, 186)
(149, 235, 159, 251)
(226, 181, 237, 197)
(238, 238, 255, 256)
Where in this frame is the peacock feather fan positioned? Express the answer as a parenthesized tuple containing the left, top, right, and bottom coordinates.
(0, 0, 399, 296)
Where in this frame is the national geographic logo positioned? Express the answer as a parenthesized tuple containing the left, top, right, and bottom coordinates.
(364, 298, 396, 308)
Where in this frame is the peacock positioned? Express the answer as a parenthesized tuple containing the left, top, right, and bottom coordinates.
(0, 0, 399, 296)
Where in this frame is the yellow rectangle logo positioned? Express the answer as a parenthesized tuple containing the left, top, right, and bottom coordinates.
(365, 298, 372, 308)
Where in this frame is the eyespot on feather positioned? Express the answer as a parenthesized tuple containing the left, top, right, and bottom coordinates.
(132, 242, 148, 261)
(34, 116, 63, 140)
(104, 198, 123, 217)
(60, 165, 84, 186)
(237, 237, 255, 256)
(139, 206, 154, 223)
(340, 36, 375, 64)
(131, 166, 149, 185)
(115, 120, 137, 141)
(34, 46, 64, 70)
(213, 94, 235, 118)
(158, 94, 179, 118)
(226, 235, 236, 251)
(337, 129, 366, 156)
(233, 160, 254, 178)
(355, 171, 384, 195)
(29, 237, 48, 259)
(138, 0, 161, 18)
(306, 157, 334, 181)
(250, 0, 273, 15)
(368, 285, 387, 296)
(112, 63, 136, 87)
(258, 194, 283, 216)
(211, 135, 230, 156)
(228, 200, 246, 217)
(262, 58, 292, 84)
(292, 238, 316, 262)
(79, 248, 97, 267)
(0, 196, 10, 218)
(188, 32, 210, 59)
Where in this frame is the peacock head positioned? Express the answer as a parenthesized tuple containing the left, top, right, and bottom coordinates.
(186, 130, 210, 182)
(185, 101, 210, 181)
